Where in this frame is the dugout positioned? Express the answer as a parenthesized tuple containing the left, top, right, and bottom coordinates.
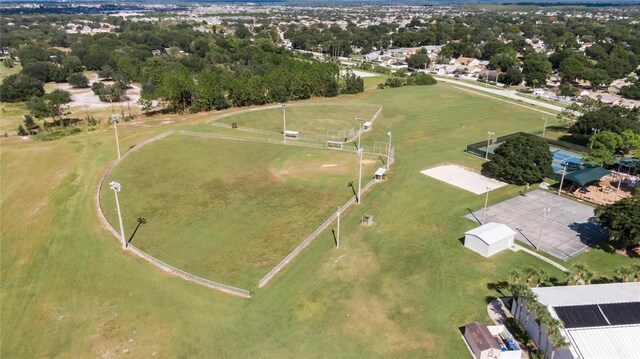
(363, 121, 372, 131)
(374, 167, 386, 181)
(284, 130, 299, 139)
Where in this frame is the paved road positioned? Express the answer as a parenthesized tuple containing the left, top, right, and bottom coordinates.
(435, 76, 568, 113)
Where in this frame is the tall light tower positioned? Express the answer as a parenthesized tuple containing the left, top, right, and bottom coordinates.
(280, 103, 287, 143)
(109, 181, 127, 249)
(386, 131, 392, 169)
(558, 162, 568, 196)
(356, 117, 363, 149)
(357, 148, 363, 204)
(542, 117, 548, 138)
(537, 207, 551, 250)
(111, 114, 121, 160)
(485, 131, 495, 160)
(336, 206, 340, 249)
(482, 187, 492, 224)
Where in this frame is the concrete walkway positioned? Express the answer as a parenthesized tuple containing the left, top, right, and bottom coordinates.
(435, 76, 568, 113)
(510, 244, 569, 272)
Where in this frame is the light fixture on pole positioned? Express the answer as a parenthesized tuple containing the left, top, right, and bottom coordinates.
(558, 162, 568, 196)
(615, 173, 623, 199)
(386, 132, 392, 169)
(336, 206, 340, 249)
(482, 187, 491, 224)
(537, 207, 551, 250)
(485, 131, 495, 160)
(280, 103, 286, 143)
(111, 114, 121, 160)
(542, 117, 548, 138)
(357, 148, 363, 204)
(109, 181, 127, 249)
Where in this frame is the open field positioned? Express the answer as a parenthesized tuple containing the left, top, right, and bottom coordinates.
(1, 83, 633, 358)
(216, 104, 380, 134)
(0, 102, 28, 135)
(100, 134, 378, 288)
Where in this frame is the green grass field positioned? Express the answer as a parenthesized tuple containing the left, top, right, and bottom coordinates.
(101, 135, 378, 288)
(1, 82, 632, 358)
(217, 104, 380, 134)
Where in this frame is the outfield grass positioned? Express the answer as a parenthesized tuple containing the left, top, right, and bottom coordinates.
(0, 102, 28, 135)
(1, 83, 631, 358)
(216, 104, 380, 134)
(101, 135, 378, 288)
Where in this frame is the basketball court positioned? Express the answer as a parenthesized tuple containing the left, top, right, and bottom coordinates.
(465, 190, 608, 261)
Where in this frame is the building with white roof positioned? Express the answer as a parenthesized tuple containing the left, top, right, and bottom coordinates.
(464, 222, 515, 257)
(512, 282, 640, 359)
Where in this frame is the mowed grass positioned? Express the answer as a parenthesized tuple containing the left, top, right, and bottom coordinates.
(101, 135, 377, 288)
(1, 83, 631, 358)
(217, 104, 380, 134)
(0, 102, 28, 135)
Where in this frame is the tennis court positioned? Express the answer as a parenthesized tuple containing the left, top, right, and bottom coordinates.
(551, 147, 583, 174)
(465, 190, 607, 261)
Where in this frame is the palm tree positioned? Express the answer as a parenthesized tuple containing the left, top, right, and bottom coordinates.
(549, 332, 570, 359)
(536, 269, 550, 287)
(521, 288, 537, 329)
(508, 283, 525, 316)
(633, 264, 640, 282)
(533, 302, 551, 355)
(615, 266, 633, 282)
(582, 270, 595, 285)
(523, 266, 537, 286)
(509, 269, 522, 285)
(565, 263, 587, 285)
(544, 317, 564, 357)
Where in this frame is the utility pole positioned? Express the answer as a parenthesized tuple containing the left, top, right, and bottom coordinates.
(485, 131, 495, 160)
(111, 114, 121, 160)
(537, 208, 551, 250)
(558, 162, 568, 196)
(110, 181, 127, 249)
(542, 117, 548, 137)
(357, 148, 363, 204)
(336, 206, 340, 249)
(482, 187, 491, 224)
(280, 103, 286, 143)
(386, 132, 392, 169)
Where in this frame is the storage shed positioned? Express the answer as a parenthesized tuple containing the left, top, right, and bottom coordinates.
(464, 322, 501, 359)
(363, 121, 372, 131)
(464, 223, 515, 257)
(284, 130, 299, 139)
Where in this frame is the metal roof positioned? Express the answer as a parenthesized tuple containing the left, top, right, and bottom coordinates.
(374, 168, 387, 176)
(566, 326, 640, 359)
(532, 283, 640, 307)
(564, 167, 611, 187)
(464, 222, 515, 245)
(464, 322, 500, 351)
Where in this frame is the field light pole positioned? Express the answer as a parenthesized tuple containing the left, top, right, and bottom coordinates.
(110, 181, 127, 249)
(537, 207, 551, 250)
(356, 117, 363, 149)
(482, 187, 491, 224)
(558, 162, 568, 196)
(336, 206, 340, 249)
(542, 117, 548, 138)
(485, 131, 495, 160)
(111, 114, 121, 160)
(386, 132, 392, 169)
(280, 103, 286, 143)
(357, 148, 363, 204)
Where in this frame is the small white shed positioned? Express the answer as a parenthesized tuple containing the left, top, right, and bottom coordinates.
(363, 121, 372, 131)
(374, 167, 386, 181)
(464, 222, 515, 257)
(284, 130, 299, 139)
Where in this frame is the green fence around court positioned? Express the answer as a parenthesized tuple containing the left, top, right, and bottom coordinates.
(466, 131, 588, 161)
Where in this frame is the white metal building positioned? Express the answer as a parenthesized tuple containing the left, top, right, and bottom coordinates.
(512, 282, 640, 359)
(464, 222, 515, 257)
